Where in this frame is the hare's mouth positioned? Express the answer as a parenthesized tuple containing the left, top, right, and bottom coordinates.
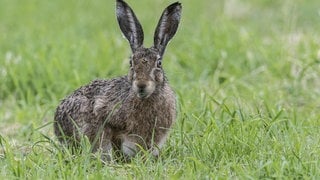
(133, 80, 155, 99)
(137, 86, 152, 99)
(137, 90, 148, 99)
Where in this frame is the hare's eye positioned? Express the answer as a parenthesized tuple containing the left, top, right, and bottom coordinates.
(157, 60, 162, 68)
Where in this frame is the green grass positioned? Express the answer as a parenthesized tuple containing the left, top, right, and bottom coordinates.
(1, 0, 320, 179)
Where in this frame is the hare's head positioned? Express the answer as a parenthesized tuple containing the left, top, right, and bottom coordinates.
(116, 0, 182, 99)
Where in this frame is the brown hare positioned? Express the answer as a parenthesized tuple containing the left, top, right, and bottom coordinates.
(54, 0, 182, 161)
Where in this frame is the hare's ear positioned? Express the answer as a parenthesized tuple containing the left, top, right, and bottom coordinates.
(153, 2, 182, 57)
(116, 0, 144, 52)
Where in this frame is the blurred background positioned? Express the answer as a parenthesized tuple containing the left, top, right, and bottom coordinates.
(0, 0, 319, 177)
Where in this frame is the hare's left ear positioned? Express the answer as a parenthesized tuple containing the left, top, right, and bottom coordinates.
(153, 2, 182, 57)
(116, 0, 144, 53)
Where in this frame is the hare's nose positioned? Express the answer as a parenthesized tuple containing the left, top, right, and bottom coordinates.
(137, 82, 146, 90)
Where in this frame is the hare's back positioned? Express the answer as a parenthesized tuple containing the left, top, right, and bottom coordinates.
(55, 76, 131, 118)
(54, 76, 131, 137)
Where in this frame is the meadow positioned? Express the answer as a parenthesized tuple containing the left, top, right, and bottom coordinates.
(0, 0, 320, 179)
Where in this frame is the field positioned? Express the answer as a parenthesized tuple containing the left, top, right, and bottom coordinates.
(1, 0, 320, 179)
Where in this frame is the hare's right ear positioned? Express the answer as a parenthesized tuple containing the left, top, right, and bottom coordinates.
(116, 0, 144, 52)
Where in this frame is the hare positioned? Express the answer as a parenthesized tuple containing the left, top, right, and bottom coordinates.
(54, 0, 182, 161)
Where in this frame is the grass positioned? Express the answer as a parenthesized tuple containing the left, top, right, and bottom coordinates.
(1, 0, 320, 179)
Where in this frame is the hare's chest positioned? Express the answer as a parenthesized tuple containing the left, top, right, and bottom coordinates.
(126, 108, 166, 131)
(120, 95, 175, 137)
